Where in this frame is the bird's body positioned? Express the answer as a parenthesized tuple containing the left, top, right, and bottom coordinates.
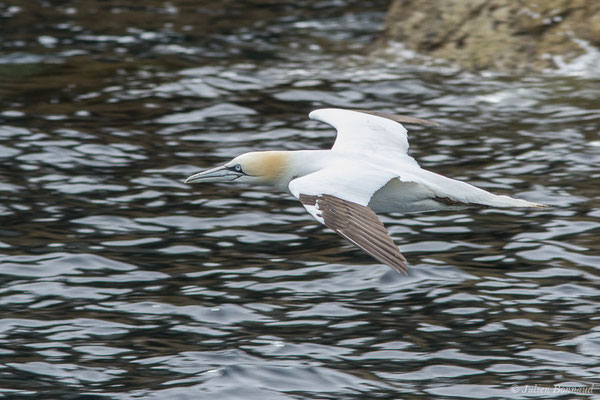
(186, 108, 544, 273)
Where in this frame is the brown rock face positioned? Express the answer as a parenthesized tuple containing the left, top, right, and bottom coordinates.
(378, 0, 600, 72)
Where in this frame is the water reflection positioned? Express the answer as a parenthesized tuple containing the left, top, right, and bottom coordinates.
(1, 0, 600, 399)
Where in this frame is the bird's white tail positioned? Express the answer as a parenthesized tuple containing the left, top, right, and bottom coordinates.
(478, 194, 546, 208)
(411, 168, 547, 209)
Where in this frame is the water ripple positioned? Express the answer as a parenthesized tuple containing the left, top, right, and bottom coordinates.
(1, 0, 599, 398)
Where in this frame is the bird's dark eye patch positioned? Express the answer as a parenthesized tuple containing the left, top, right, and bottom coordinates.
(227, 164, 245, 174)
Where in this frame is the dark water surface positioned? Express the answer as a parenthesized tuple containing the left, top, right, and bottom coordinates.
(1, 1, 600, 399)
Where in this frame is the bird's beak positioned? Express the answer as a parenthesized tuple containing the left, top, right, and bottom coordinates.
(185, 165, 240, 184)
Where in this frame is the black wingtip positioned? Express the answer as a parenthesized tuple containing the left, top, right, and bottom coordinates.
(351, 109, 440, 127)
(300, 193, 411, 275)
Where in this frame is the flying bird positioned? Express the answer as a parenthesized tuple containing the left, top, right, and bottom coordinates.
(185, 108, 544, 274)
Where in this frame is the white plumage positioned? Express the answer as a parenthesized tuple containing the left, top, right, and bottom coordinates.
(186, 108, 545, 273)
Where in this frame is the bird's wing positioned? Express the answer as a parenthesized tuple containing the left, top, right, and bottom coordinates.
(288, 165, 408, 274)
(351, 109, 440, 127)
(309, 108, 436, 155)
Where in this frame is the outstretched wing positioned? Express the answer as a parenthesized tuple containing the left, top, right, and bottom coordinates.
(309, 108, 437, 155)
(351, 109, 440, 127)
(288, 165, 408, 274)
(297, 193, 408, 274)
(309, 109, 542, 210)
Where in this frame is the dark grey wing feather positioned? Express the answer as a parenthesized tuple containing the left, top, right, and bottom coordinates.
(351, 109, 440, 126)
(299, 194, 408, 274)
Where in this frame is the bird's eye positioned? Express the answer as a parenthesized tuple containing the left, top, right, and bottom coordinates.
(234, 164, 242, 172)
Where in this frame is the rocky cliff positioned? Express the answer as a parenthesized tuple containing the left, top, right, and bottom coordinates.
(378, 0, 600, 72)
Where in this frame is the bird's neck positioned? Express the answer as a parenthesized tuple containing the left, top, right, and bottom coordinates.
(271, 150, 330, 191)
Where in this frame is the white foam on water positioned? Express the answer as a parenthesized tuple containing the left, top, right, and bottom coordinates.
(544, 36, 600, 78)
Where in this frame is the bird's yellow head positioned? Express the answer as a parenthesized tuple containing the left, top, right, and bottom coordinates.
(185, 151, 289, 187)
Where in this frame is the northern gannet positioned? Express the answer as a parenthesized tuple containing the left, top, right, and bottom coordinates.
(185, 108, 544, 274)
